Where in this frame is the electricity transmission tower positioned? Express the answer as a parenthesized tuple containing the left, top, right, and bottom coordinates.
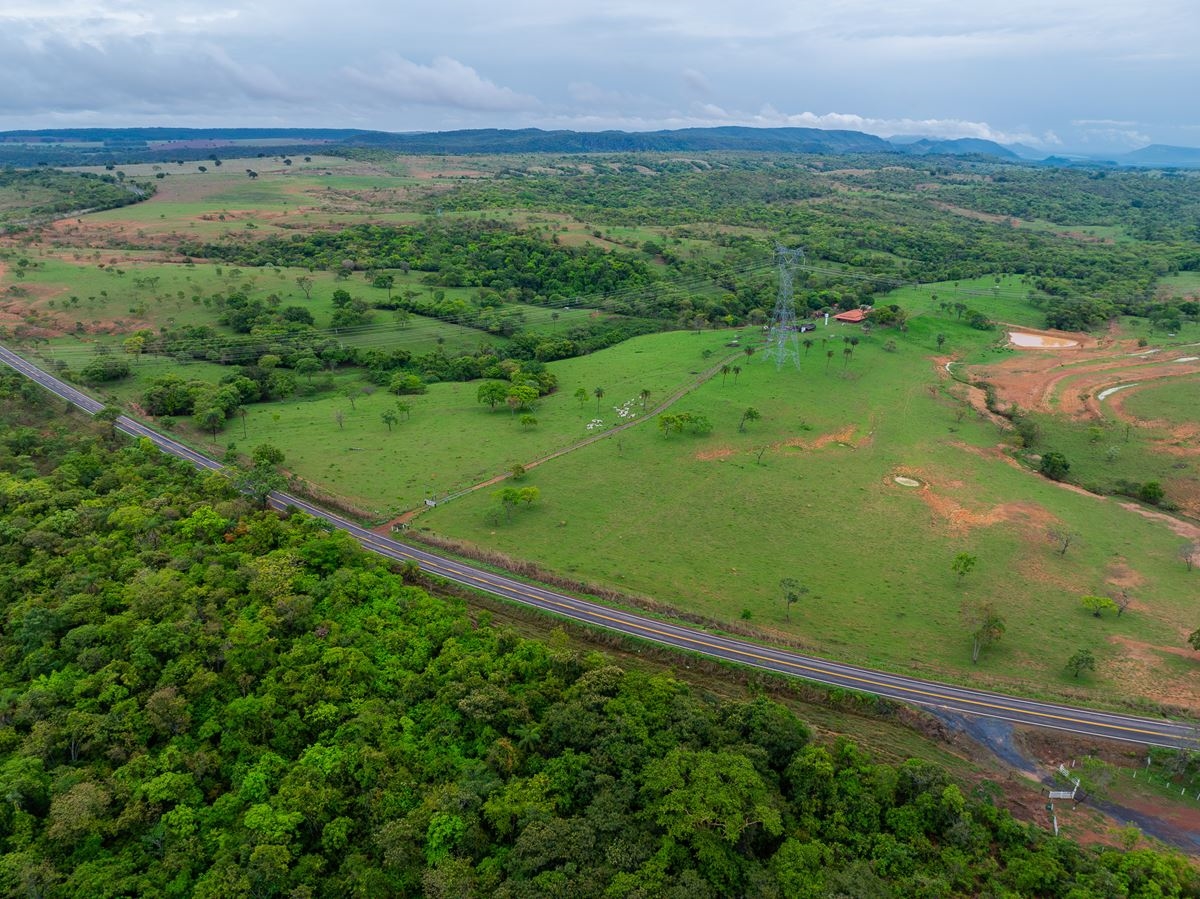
(762, 245, 805, 368)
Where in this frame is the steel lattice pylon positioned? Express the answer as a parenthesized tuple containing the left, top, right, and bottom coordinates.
(762, 245, 805, 368)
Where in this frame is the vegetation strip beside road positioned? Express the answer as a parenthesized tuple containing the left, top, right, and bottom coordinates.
(4, 341, 1197, 750)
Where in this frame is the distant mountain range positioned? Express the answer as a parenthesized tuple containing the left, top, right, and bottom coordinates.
(1, 126, 1198, 168)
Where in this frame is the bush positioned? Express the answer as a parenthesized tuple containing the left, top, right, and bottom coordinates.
(1139, 481, 1165, 505)
(1038, 452, 1070, 481)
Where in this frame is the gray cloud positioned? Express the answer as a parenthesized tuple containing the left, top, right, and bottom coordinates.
(343, 56, 539, 112)
(0, 0, 1194, 151)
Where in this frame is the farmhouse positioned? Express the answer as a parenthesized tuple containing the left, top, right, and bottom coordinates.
(833, 308, 869, 323)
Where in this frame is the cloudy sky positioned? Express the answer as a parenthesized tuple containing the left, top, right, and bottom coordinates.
(2, 0, 1197, 151)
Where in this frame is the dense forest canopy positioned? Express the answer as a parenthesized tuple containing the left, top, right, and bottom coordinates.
(0, 372, 1196, 897)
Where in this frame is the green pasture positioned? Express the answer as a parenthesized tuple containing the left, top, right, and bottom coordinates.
(1157, 271, 1200, 298)
(1017, 219, 1131, 243)
(421, 318, 1200, 704)
(1121, 372, 1200, 425)
(1025, 403, 1197, 502)
(200, 329, 737, 514)
(877, 274, 1045, 330)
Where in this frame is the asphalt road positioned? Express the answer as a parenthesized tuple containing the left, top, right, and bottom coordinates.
(3, 343, 1196, 750)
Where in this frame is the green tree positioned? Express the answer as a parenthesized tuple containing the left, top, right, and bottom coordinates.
(1189, 628, 1200, 651)
(1139, 481, 1165, 505)
(732, 365, 742, 383)
(574, 386, 589, 411)
(639, 388, 651, 410)
(381, 408, 398, 432)
(593, 386, 605, 413)
(951, 552, 976, 582)
(252, 443, 285, 468)
(295, 275, 314, 299)
(961, 601, 1005, 663)
(779, 578, 808, 621)
(739, 407, 761, 432)
(194, 406, 225, 440)
(1065, 649, 1096, 679)
(1081, 594, 1117, 618)
(1039, 451, 1071, 481)
(477, 380, 509, 410)
(295, 355, 322, 383)
(936, 333, 946, 348)
(721, 364, 731, 386)
(520, 415, 537, 429)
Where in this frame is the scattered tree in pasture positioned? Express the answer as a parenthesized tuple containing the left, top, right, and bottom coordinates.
(334, 410, 344, 430)
(494, 485, 540, 521)
(802, 338, 814, 356)
(1189, 628, 1200, 652)
(381, 409, 398, 432)
(1114, 591, 1132, 617)
(574, 387, 589, 411)
(510, 463, 526, 481)
(721, 364, 731, 385)
(1065, 649, 1097, 679)
(951, 552, 977, 582)
(639, 388, 651, 410)
(594, 386, 605, 413)
(295, 276, 314, 300)
(779, 578, 809, 622)
(936, 333, 946, 349)
(1081, 595, 1117, 618)
(825, 349, 835, 372)
(732, 365, 742, 383)
(961, 601, 1005, 664)
(1181, 542, 1198, 572)
(520, 415, 537, 429)
(1048, 528, 1080, 556)
(341, 384, 360, 410)
(395, 401, 411, 421)
(739, 407, 761, 432)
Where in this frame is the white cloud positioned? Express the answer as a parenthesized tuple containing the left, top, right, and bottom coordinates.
(343, 55, 539, 112)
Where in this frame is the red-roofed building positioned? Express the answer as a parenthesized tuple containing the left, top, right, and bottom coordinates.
(833, 308, 869, 323)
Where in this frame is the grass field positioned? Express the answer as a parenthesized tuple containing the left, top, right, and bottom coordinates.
(876, 274, 1046, 330)
(419, 313, 1200, 706)
(1121, 373, 1200, 426)
(1156, 271, 1200, 298)
(178, 329, 738, 515)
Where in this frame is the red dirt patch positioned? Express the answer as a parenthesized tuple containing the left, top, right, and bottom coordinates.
(912, 483, 1058, 536)
(694, 445, 739, 461)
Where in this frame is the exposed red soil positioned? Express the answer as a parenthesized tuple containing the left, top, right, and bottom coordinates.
(909, 478, 1058, 536)
(970, 334, 1199, 422)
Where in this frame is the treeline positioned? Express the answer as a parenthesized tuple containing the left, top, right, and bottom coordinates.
(0, 169, 150, 228)
(0, 378, 1197, 897)
(185, 221, 660, 300)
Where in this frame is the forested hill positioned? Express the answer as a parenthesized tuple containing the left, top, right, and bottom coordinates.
(0, 373, 1197, 896)
(0, 126, 1019, 165)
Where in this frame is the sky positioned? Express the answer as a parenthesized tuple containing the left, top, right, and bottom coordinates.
(2, 0, 1198, 152)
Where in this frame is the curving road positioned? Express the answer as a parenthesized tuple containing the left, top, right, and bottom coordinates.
(2, 344, 1197, 750)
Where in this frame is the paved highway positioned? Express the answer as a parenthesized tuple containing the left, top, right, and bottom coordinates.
(2, 343, 1197, 750)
